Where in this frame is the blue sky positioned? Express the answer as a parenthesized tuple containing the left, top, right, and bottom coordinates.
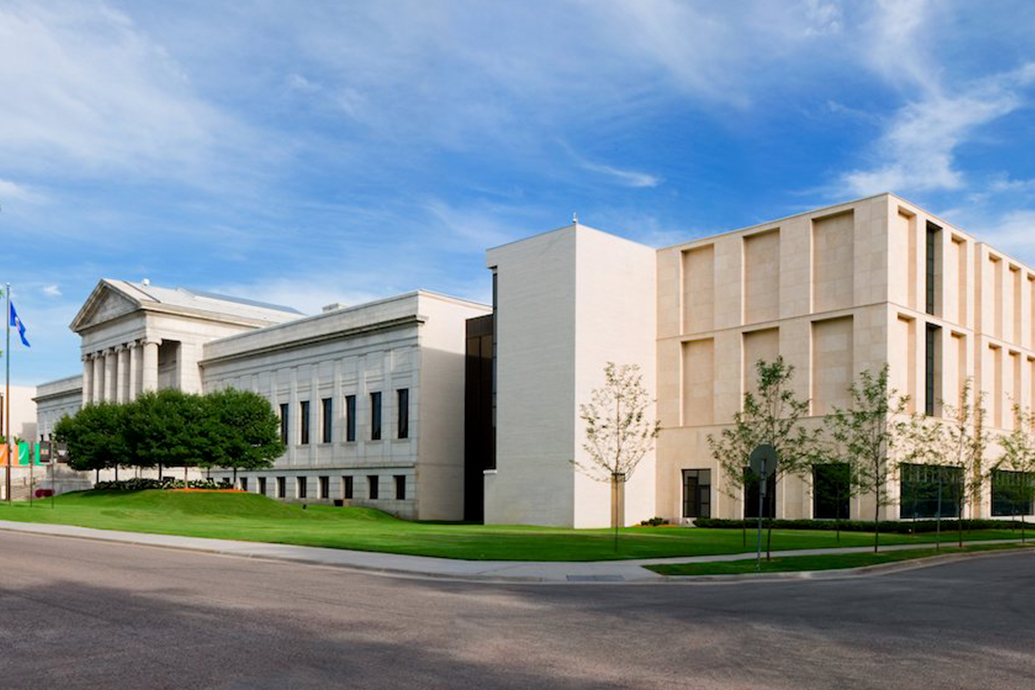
(2, 0, 1035, 385)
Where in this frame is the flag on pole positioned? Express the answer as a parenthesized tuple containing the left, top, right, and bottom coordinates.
(9, 301, 29, 347)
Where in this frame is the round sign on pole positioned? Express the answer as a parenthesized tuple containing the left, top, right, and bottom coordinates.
(749, 444, 777, 483)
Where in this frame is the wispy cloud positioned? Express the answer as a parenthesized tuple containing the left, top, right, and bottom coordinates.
(578, 160, 662, 189)
(0, 178, 46, 205)
(837, 0, 1035, 197)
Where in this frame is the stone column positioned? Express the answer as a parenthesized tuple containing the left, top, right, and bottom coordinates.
(116, 346, 129, 403)
(128, 342, 140, 401)
(104, 350, 117, 402)
(142, 340, 160, 393)
(93, 354, 104, 402)
(82, 355, 94, 405)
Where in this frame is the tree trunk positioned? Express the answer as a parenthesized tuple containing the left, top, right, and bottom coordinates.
(874, 497, 880, 554)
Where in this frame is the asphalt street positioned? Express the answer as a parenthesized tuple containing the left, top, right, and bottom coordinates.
(1, 531, 1033, 690)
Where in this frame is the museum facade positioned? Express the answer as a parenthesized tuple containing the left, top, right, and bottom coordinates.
(34, 193, 1035, 526)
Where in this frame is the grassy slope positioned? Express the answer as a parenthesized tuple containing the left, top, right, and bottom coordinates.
(0, 490, 1028, 562)
(647, 542, 1035, 576)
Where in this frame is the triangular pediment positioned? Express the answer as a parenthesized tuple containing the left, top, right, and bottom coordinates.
(70, 281, 144, 333)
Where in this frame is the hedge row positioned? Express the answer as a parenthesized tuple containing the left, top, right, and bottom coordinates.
(694, 517, 1033, 533)
(92, 478, 231, 491)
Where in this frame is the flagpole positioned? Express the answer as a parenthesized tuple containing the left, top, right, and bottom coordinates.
(5, 282, 11, 503)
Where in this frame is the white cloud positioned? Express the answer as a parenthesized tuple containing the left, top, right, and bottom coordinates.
(0, 178, 46, 204)
(837, 0, 1035, 197)
(0, 1, 229, 178)
(42, 285, 62, 297)
(578, 161, 662, 189)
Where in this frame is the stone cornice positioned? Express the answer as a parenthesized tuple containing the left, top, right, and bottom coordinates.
(199, 315, 424, 367)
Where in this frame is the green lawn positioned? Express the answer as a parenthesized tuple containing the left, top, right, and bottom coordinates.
(0, 490, 1029, 562)
(647, 542, 1035, 576)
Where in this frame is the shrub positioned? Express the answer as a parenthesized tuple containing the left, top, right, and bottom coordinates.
(693, 517, 1033, 533)
(93, 478, 232, 491)
(639, 517, 670, 526)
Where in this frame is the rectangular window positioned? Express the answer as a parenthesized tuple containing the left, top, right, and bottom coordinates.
(276, 476, 286, 499)
(926, 224, 938, 315)
(240, 477, 248, 492)
(992, 470, 1034, 517)
(681, 469, 711, 519)
(394, 474, 406, 500)
(900, 463, 962, 518)
(319, 475, 329, 499)
(925, 325, 940, 416)
(371, 392, 382, 440)
(321, 398, 333, 444)
(343, 475, 354, 500)
(743, 467, 776, 519)
(258, 477, 267, 496)
(297, 476, 307, 499)
(813, 463, 850, 520)
(300, 400, 311, 445)
(397, 389, 409, 439)
(279, 403, 289, 444)
(368, 475, 379, 500)
(345, 395, 357, 442)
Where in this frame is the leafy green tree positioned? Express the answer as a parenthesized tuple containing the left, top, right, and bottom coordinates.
(821, 366, 909, 551)
(204, 388, 285, 483)
(53, 403, 131, 481)
(708, 357, 822, 559)
(575, 362, 660, 551)
(124, 390, 208, 482)
(991, 405, 1035, 542)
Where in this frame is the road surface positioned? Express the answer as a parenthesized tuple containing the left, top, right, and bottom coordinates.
(1, 531, 1033, 689)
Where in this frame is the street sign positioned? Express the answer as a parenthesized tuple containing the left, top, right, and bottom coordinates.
(749, 444, 777, 493)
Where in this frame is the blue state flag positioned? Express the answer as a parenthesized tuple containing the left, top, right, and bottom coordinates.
(10, 302, 30, 347)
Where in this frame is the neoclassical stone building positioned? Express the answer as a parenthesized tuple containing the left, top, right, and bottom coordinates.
(36, 280, 489, 519)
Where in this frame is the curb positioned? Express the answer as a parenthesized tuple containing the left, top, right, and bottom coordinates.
(655, 545, 1035, 583)
(1, 520, 1031, 585)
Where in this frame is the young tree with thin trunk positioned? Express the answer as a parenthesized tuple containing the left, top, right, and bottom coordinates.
(709, 357, 821, 559)
(575, 362, 660, 551)
(902, 379, 987, 549)
(822, 366, 909, 552)
(991, 405, 1035, 542)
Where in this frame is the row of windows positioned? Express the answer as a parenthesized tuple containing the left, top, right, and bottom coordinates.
(278, 389, 409, 446)
(242, 474, 409, 501)
(680, 464, 1035, 520)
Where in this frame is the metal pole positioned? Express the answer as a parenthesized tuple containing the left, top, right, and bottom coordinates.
(5, 283, 11, 504)
(756, 459, 765, 572)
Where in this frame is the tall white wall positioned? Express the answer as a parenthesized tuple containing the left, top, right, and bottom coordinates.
(572, 229, 657, 528)
(486, 224, 656, 528)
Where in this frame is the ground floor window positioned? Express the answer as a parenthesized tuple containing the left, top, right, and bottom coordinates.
(258, 477, 267, 496)
(682, 469, 711, 519)
(394, 475, 406, 500)
(368, 475, 379, 500)
(240, 477, 248, 492)
(813, 463, 850, 520)
(276, 476, 286, 499)
(743, 468, 776, 519)
(900, 463, 962, 519)
(343, 475, 354, 500)
(319, 476, 329, 499)
(297, 476, 307, 499)
(992, 470, 1035, 517)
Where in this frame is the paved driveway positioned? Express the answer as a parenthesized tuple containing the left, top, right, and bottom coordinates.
(1, 531, 1033, 689)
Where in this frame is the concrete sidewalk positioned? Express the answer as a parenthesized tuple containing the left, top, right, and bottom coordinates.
(0, 519, 1026, 582)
